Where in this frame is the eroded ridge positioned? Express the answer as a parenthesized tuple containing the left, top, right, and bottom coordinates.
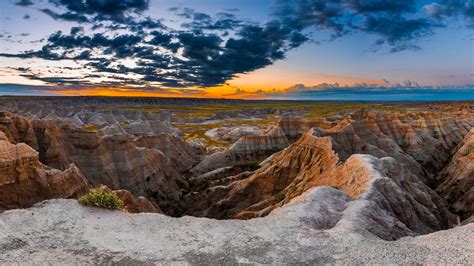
(0, 103, 473, 244)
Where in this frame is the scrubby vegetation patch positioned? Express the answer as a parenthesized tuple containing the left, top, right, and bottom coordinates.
(79, 188, 124, 210)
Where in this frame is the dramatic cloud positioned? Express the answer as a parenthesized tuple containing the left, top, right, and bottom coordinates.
(32, 0, 163, 29)
(40, 8, 89, 23)
(4, 0, 473, 92)
(46, 0, 149, 22)
(275, 0, 438, 51)
(268, 82, 474, 101)
(173, 7, 246, 32)
(282, 82, 428, 94)
(424, 0, 474, 25)
(1, 8, 304, 88)
(14, 0, 34, 7)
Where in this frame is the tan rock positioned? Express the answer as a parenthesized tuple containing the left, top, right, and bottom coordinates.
(0, 132, 90, 211)
(97, 185, 161, 213)
(437, 128, 474, 221)
(0, 114, 190, 215)
(184, 110, 472, 240)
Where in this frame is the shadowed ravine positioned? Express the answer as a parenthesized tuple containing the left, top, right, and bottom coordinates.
(0, 98, 473, 263)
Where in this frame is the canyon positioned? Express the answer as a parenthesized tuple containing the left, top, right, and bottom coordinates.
(0, 97, 473, 264)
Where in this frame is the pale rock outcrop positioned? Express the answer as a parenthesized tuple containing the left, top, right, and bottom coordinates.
(205, 125, 261, 142)
(0, 197, 471, 264)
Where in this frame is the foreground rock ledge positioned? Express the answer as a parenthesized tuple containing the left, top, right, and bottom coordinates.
(1, 198, 472, 265)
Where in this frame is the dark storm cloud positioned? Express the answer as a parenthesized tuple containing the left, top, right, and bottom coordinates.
(2, 7, 305, 88)
(173, 8, 245, 31)
(23, 14, 31, 19)
(275, 0, 436, 51)
(148, 31, 173, 46)
(3, 0, 472, 91)
(47, 0, 149, 22)
(42, 29, 142, 52)
(361, 16, 432, 52)
(0, 29, 144, 61)
(14, 0, 34, 7)
(30, 0, 163, 30)
(40, 8, 89, 23)
(20, 73, 84, 85)
(424, 0, 474, 25)
(131, 17, 165, 30)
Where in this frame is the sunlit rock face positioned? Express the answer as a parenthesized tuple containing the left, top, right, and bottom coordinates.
(0, 132, 90, 211)
(0, 127, 161, 213)
(0, 103, 472, 242)
(191, 109, 473, 176)
(183, 110, 473, 238)
(184, 132, 456, 240)
(0, 112, 192, 215)
(190, 114, 304, 175)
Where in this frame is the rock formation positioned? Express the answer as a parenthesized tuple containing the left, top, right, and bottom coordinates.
(0, 101, 472, 242)
(0, 198, 472, 264)
(0, 98, 472, 263)
(184, 110, 473, 240)
(185, 131, 456, 239)
(0, 112, 191, 215)
(436, 128, 474, 221)
(96, 185, 161, 213)
(0, 132, 90, 211)
(190, 114, 301, 175)
(133, 133, 197, 172)
(205, 125, 262, 142)
(0, 130, 161, 213)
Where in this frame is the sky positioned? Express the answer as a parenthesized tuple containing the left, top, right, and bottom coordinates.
(0, 0, 473, 100)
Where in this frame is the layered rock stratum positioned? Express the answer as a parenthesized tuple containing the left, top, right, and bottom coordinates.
(185, 110, 473, 227)
(0, 130, 163, 213)
(0, 111, 192, 214)
(0, 98, 472, 263)
(0, 131, 89, 211)
(437, 128, 474, 221)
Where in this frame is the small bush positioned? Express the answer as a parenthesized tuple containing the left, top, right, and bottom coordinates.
(275, 191, 286, 203)
(83, 124, 101, 132)
(236, 161, 261, 168)
(79, 188, 124, 210)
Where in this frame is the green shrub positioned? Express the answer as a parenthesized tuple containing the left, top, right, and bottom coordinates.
(83, 124, 101, 132)
(275, 191, 286, 203)
(236, 161, 261, 168)
(79, 188, 124, 210)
